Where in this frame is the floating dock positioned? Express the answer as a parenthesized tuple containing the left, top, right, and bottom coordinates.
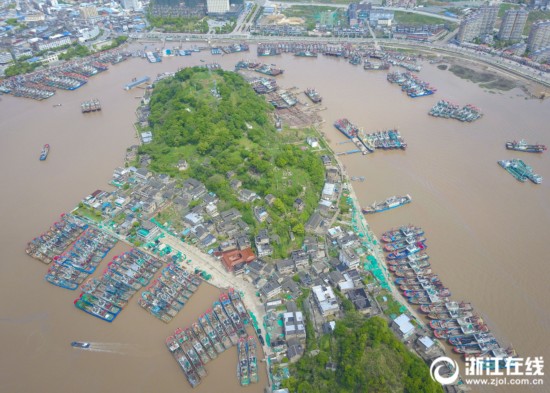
(124, 76, 150, 91)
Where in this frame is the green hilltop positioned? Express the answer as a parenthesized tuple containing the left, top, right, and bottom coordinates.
(140, 67, 325, 256)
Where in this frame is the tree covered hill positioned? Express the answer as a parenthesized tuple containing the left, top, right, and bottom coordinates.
(140, 67, 325, 256)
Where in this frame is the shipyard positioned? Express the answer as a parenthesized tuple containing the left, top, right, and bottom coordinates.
(1, 3, 550, 389)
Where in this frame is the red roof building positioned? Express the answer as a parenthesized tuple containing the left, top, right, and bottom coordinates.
(219, 248, 256, 272)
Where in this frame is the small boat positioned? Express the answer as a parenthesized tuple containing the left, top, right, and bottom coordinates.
(71, 341, 90, 348)
(40, 144, 50, 161)
(505, 139, 546, 153)
(363, 195, 412, 214)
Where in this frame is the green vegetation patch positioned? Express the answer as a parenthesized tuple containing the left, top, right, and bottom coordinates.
(394, 10, 456, 29)
(282, 5, 347, 30)
(142, 68, 325, 257)
(147, 15, 208, 33)
(282, 316, 443, 393)
(4, 60, 40, 77)
(59, 44, 91, 61)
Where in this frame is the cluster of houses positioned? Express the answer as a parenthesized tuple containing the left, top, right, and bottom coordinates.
(80, 142, 443, 372)
(0, 0, 145, 73)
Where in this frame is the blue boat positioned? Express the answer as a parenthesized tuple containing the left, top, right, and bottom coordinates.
(39, 144, 49, 161)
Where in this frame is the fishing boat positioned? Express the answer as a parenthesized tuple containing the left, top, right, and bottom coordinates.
(192, 322, 217, 360)
(304, 88, 322, 103)
(334, 118, 359, 139)
(205, 308, 232, 350)
(39, 144, 50, 161)
(71, 341, 90, 348)
(166, 335, 201, 388)
(187, 327, 210, 365)
(80, 293, 122, 315)
(199, 313, 225, 354)
(387, 242, 427, 260)
(505, 140, 546, 153)
(420, 301, 472, 314)
(384, 236, 426, 252)
(238, 338, 250, 386)
(180, 329, 208, 378)
(213, 301, 239, 345)
(221, 293, 245, 337)
(381, 225, 424, 242)
(363, 195, 412, 214)
(74, 298, 116, 322)
(229, 288, 249, 323)
(247, 336, 259, 383)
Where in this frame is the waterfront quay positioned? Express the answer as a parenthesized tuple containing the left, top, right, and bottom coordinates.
(131, 33, 550, 89)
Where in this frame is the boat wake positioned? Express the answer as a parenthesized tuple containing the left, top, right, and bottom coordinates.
(73, 342, 147, 356)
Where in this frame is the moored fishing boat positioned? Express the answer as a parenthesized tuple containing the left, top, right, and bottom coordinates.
(213, 301, 239, 345)
(247, 336, 258, 384)
(384, 236, 426, 252)
(192, 322, 217, 360)
(363, 195, 412, 214)
(333, 118, 359, 139)
(382, 225, 424, 243)
(229, 288, 249, 323)
(420, 301, 473, 314)
(74, 298, 115, 322)
(187, 327, 210, 365)
(221, 293, 246, 337)
(206, 308, 232, 350)
(387, 242, 427, 260)
(304, 88, 322, 103)
(180, 330, 207, 378)
(80, 293, 122, 315)
(199, 313, 225, 354)
(166, 336, 201, 388)
(433, 322, 489, 339)
(238, 337, 250, 386)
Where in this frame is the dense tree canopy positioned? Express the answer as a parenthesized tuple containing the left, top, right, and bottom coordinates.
(141, 68, 325, 255)
(282, 316, 444, 393)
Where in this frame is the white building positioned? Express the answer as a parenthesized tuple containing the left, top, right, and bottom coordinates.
(36, 36, 72, 51)
(207, 0, 229, 14)
(122, 0, 139, 11)
(392, 314, 415, 340)
(79, 26, 100, 42)
(283, 311, 306, 339)
(312, 285, 339, 317)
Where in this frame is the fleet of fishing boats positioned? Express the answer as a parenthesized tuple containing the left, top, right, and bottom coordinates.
(429, 100, 483, 122)
(387, 71, 436, 98)
(166, 289, 257, 388)
(383, 225, 515, 362)
(498, 159, 542, 184)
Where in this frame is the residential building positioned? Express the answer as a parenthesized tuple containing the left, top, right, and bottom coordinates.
(275, 259, 294, 275)
(347, 288, 372, 315)
(392, 314, 415, 340)
(498, 9, 528, 41)
(457, 6, 498, 43)
(339, 249, 360, 270)
(35, 36, 72, 51)
(312, 285, 339, 317)
(79, 4, 98, 20)
(283, 311, 306, 339)
(260, 279, 282, 299)
(528, 21, 550, 52)
(291, 249, 309, 270)
(0, 51, 14, 65)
